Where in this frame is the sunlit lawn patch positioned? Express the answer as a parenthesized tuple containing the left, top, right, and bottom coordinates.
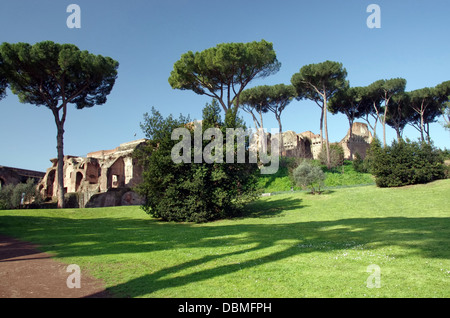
(0, 180, 449, 298)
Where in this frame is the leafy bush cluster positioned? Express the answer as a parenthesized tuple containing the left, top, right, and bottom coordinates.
(0, 178, 41, 210)
(259, 157, 374, 193)
(352, 152, 371, 174)
(134, 101, 261, 223)
(368, 138, 446, 187)
(292, 160, 326, 194)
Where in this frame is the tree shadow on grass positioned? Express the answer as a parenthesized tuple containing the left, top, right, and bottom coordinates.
(242, 196, 304, 218)
(0, 197, 449, 297)
(303, 189, 336, 196)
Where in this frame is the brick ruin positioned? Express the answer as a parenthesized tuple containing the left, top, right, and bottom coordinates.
(35, 123, 372, 208)
(37, 139, 146, 208)
(338, 122, 374, 160)
(0, 166, 45, 189)
(254, 122, 373, 160)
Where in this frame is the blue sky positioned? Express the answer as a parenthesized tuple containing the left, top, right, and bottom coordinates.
(0, 0, 449, 172)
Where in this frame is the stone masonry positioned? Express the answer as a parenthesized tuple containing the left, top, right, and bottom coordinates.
(251, 122, 373, 161)
(37, 139, 146, 208)
(0, 166, 45, 189)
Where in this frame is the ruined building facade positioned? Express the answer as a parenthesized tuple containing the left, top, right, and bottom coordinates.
(38, 139, 146, 208)
(338, 122, 373, 160)
(0, 166, 45, 189)
(252, 122, 373, 161)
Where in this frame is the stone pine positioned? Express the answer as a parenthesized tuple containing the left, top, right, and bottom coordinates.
(0, 41, 119, 208)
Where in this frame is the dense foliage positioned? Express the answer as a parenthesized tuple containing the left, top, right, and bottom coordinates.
(291, 60, 349, 168)
(168, 40, 280, 119)
(352, 152, 371, 174)
(0, 41, 119, 208)
(292, 160, 326, 194)
(134, 102, 261, 223)
(0, 178, 40, 210)
(0, 54, 7, 100)
(369, 138, 446, 187)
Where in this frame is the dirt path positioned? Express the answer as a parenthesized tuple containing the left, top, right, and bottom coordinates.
(0, 234, 111, 298)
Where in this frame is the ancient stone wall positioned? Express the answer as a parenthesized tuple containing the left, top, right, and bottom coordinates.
(272, 131, 314, 159)
(0, 166, 45, 189)
(338, 122, 373, 160)
(249, 122, 372, 161)
(37, 139, 146, 207)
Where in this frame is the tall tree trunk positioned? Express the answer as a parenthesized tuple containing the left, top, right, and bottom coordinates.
(420, 113, 425, 142)
(247, 110, 261, 152)
(348, 119, 354, 160)
(258, 109, 266, 154)
(319, 106, 324, 156)
(425, 122, 431, 143)
(52, 104, 67, 209)
(323, 97, 331, 169)
(371, 102, 380, 139)
(277, 115, 283, 156)
(396, 127, 402, 142)
(382, 104, 388, 148)
(373, 119, 378, 140)
(56, 124, 65, 209)
(365, 113, 378, 139)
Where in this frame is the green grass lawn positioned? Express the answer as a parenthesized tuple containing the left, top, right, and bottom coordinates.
(0, 179, 449, 298)
(258, 161, 375, 193)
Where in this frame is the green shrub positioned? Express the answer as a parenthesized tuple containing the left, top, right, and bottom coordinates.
(443, 164, 450, 179)
(0, 184, 14, 209)
(369, 138, 446, 187)
(0, 199, 9, 210)
(64, 193, 80, 208)
(292, 160, 326, 194)
(318, 143, 344, 168)
(352, 152, 371, 173)
(134, 102, 260, 223)
(0, 178, 41, 210)
(440, 150, 450, 179)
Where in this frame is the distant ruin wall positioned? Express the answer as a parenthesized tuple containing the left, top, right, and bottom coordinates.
(250, 122, 372, 161)
(338, 122, 373, 160)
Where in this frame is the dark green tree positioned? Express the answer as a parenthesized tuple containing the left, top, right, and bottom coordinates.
(362, 82, 384, 138)
(240, 85, 269, 131)
(0, 41, 119, 208)
(0, 178, 39, 209)
(239, 85, 270, 155)
(435, 80, 450, 131)
(386, 92, 412, 142)
(168, 40, 280, 123)
(240, 84, 295, 155)
(443, 107, 450, 130)
(291, 60, 349, 168)
(369, 78, 407, 147)
(370, 139, 445, 187)
(263, 84, 296, 155)
(134, 103, 260, 223)
(407, 87, 440, 142)
(0, 54, 7, 100)
(329, 86, 368, 159)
